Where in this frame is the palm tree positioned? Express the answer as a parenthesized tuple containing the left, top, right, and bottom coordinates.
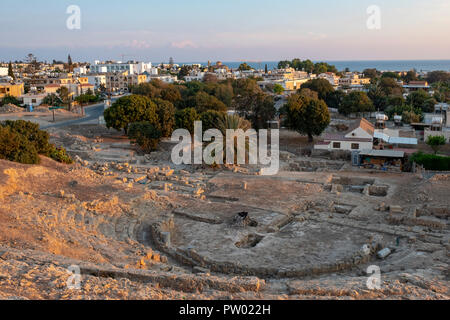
(211, 114, 255, 165)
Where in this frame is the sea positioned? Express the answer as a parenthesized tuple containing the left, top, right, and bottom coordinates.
(173, 60, 450, 72)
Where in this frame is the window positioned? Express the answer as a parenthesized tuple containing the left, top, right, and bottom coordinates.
(351, 143, 360, 150)
(333, 142, 341, 149)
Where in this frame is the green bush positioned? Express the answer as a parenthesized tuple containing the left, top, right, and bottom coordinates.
(48, 145, 74, 164)
(0, 120, 72, 165)
(128, 122, 162, 153)
(1, 120, 52, 154)
(0, 95, 22, 107)
(0, 126, 40, 164)
(175, 108, 200, 133)
(409, 152, 450, 171)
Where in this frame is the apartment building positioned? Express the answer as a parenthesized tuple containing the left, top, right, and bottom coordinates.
(91, 61, 153, 75)
(106, 71, 147, 92)
(86, 75, 106, 90)
(339, 73, 371, 86)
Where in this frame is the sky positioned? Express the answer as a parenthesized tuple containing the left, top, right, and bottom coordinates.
(1, 0, 450, 63)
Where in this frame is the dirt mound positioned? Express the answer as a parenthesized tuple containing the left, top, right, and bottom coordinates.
(0, 104, 24, 113)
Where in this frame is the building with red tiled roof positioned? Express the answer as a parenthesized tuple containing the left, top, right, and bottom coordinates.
(314, 118, 375, 151)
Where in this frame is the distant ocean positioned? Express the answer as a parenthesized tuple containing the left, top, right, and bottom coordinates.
(173, 60, 450, 72)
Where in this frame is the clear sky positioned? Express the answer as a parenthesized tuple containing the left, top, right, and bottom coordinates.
(1, 0, 449, 63)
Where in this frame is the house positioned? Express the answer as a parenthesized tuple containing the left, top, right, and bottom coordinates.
(318, 72, 340, 86)
(22, 93, 47, 107)
(339, 73, 371, 86)
(0, 83, 24, 100)
(315, 118, 374, 151)
(403, 81, 430, 92)
(44, 83, 61, 94)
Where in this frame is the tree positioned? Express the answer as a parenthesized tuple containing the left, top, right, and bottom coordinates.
(265, 64, 268, 74)
(283, 94, 331, 142)
(232, 79, 276, 129)
(273, 84, 285, 95)
(378, 77, 403, 96)
(57, 86, 71, 109)
(363, 68, 379, 81)
(298, 88, 319, 100)
(42, 94, 63, 106)
(175, 108, 200, 133)
(160, 85, 182, 104)
(300, 78, 334, 101)
(426, 135, 446, 154)
(381, 72, 401, 80)
(325, 90, 346, 110)
(427, 71, 450, 84)
(339, 91, 374, 116)
(406, 90, 437, 113)
(128, 122, 162, 153)
(250, 93, 276, 130)
(104, 95, 159, 134)
(8, 62, 15, 80)
(178, 65, 192, 80)
(238, 63, 253, 71)
(131, 82, 161, 99)
(403, 70, 418, 83)
(68, 54, 73, 72)
(200, 110, 226, 132)
(192, 91, 228, 113)
(152, 98, 176, 137)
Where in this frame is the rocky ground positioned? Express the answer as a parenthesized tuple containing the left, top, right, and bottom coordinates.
(0, 125, 448, 300)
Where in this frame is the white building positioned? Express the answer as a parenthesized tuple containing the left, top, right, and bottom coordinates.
(318, 72, 340, 86)
(149, 75, 178, 84)
(22, 93, 47, 107)
(315, 118, 374, 151)
(74, 66, 88, 75)
(86, 75, 106, 90)
(90, 61, 152, 75)
(0, 67, 8, 77)
(185, 72, 205, 82)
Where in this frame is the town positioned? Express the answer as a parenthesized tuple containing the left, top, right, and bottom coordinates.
(0, 0, 450, 307)
(1, 55, 449, 302)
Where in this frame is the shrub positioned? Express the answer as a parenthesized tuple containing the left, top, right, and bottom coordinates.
(0, 95, 21, 107)
(0, 120, 72, 165)
(0, 126, 40, 164)
(128, 122, 162, 153)
(426, 135, 447, 154)
(409, 152, 450, 171)
(48, 145, 74, 164)
(1, 120, 52, 155)
(175, 108, 200, 133)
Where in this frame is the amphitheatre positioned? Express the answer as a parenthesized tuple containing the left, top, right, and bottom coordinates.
(0, 121, 448, 300)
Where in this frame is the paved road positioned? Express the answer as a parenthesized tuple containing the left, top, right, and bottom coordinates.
(41, 103, 106, 129)
(41, 96, 126, 129)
